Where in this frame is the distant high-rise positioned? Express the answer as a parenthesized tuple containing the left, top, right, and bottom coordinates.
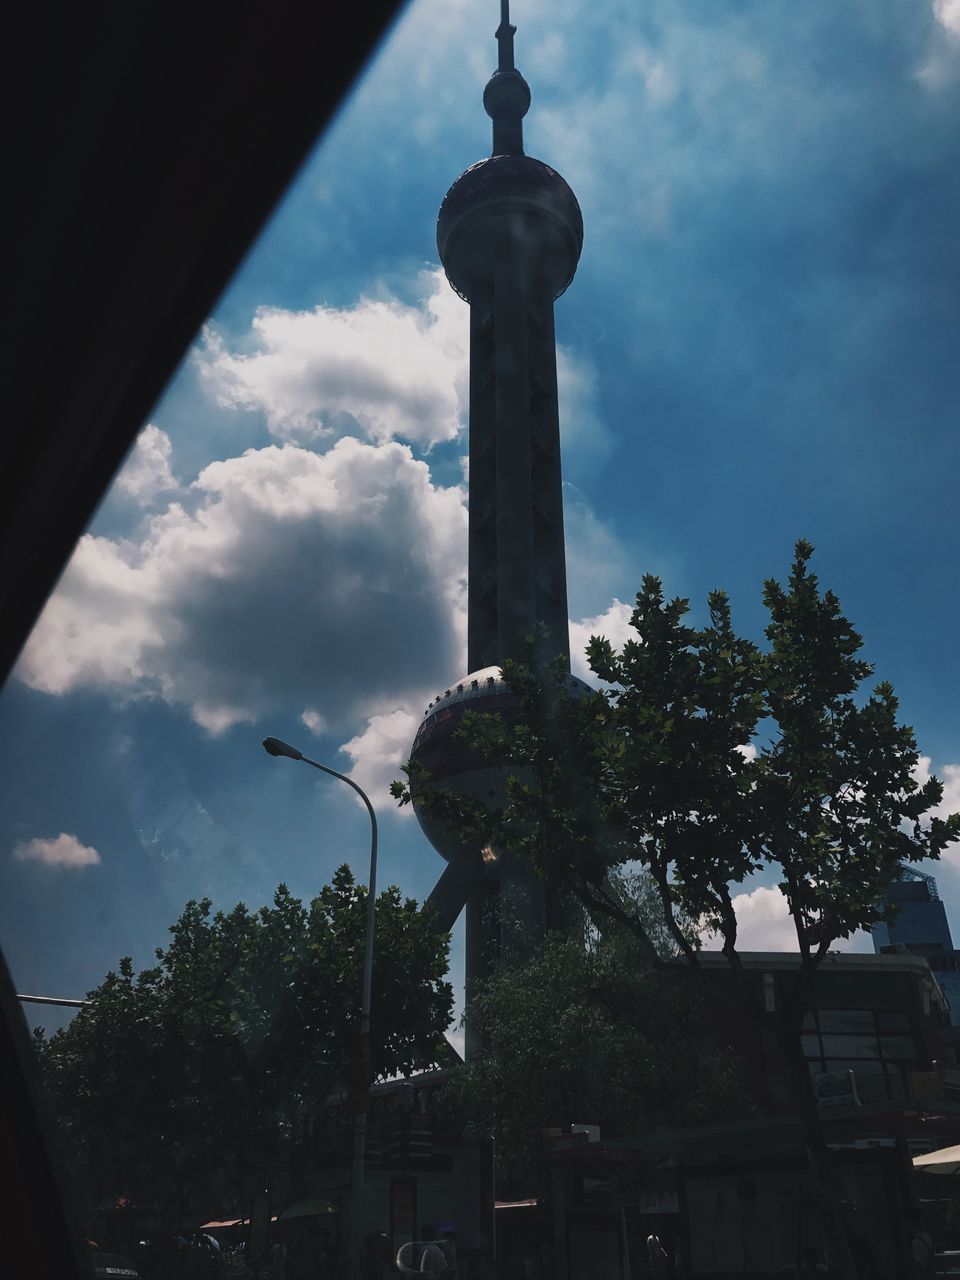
(872, 868, 960, 1021)
(411, 2, 585, 1055)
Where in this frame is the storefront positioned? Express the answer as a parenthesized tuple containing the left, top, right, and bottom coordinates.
(300, 1068, 496, 1276)
(547, 1104, 960, 1278)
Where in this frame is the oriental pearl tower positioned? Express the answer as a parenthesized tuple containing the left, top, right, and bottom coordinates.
(412, 2, 585, 1056)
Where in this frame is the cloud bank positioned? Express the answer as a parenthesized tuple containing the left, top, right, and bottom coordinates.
(18, 260, 617, 754)
(18, 437, 467, 735)
(196, 270, 467, 450)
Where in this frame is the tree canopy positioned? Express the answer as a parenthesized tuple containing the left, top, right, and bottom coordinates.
(442, 873, 753, 1188)
(396, 541, 959, 993)
(33, 866, 453, 1217)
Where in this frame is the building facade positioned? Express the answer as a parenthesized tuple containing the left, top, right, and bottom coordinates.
(547, 951, 960, 1278)
(871, 867, 960, 1022)
(545, 957, 960, 1274)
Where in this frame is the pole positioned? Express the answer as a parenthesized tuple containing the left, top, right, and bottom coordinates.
(265, 740, 377, 1280)
(16, 994, 89, 1007)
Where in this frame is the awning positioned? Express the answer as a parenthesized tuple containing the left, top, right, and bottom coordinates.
(200, 1216, 278, 1229)
(913, 1143, 960, 1174)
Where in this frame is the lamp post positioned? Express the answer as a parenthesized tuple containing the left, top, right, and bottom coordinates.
(261, 735, 378, 1280)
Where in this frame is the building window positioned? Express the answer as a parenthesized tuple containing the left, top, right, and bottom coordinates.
(802, 1008, 918, 1101)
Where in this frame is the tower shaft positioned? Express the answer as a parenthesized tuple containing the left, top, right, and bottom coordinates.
(467, 244, 570, 672)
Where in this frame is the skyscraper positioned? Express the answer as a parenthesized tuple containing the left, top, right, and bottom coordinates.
(872, 867, 960, 1021)
(410, 2, 584, 1054)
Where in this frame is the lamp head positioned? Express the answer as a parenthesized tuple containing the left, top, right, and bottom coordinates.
(262, 736, 303, 761)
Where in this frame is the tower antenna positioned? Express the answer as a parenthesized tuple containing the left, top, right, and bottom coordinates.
(496, 0, 516, 71)
(485, 0, 528, 154)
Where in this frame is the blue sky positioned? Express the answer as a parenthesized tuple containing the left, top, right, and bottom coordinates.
(4, 0, 960, 1040)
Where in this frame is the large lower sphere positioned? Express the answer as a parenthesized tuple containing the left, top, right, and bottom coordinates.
(410, 665, 591, 866)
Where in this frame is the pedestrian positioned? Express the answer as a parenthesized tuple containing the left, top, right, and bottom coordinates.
(646, 1232, 669, 1280)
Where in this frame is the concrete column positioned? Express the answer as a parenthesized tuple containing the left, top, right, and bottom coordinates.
(464, 881, 500, 1060)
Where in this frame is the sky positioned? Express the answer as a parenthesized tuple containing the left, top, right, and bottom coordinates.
(4, 0, 960, 1044)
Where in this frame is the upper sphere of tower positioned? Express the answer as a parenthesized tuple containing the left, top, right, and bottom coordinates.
(437, 154, 583, 304)
(483, 67, 531, 122)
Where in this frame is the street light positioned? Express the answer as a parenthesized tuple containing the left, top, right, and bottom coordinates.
(261, 735, 378, 1280)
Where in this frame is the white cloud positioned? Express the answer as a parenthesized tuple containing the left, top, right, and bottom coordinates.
(727, 884, 800, 952)
(17, 438, 467, 735)
(196, 270, 468, 450)
(115, 424, 179, 504)
(526, 29, 567, 81)
(914, 756, 960, 861)
(736, 743, 759, 762)
(568, 598, 634, 683)
(914, 756, 960, 818)
(196, 266, 609, 462)
(940, 764, 960, 819)
(915, 50, 959, 91)
(934, 0, 960, 38)
(556, 344, 611, 463)
(563, 496, 632, 619)
(702, 882, 871, 953)
(339, 707, 422, 813)
(915, 4, 960, 93)
(300, 709, 329, 737)
(623, 44, 678, 106)
(14, 833, 101, 869)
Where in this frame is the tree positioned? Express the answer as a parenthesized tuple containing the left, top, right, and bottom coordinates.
(395, 542, 960, 1278)
(33, 866, 453, 1222)
(441, 872, 753, 1190)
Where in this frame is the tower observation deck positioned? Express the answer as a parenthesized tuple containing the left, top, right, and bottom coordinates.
(413, 3, 584, 1054)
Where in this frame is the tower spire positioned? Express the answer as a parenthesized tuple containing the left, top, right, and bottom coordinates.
(495, 0, 516, 71)
(483, 0, 529, 155)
